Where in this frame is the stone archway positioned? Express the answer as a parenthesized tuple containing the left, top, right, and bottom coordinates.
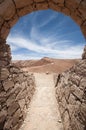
(0, 0, 86, 40)
(0, 0, 86, 66)
(0, 1, 86, 130)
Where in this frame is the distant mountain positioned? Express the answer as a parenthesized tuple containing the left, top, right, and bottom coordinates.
(13, 57, 80, 73)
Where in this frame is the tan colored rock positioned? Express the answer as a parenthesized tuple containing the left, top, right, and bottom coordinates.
(4, 117, 13, 130)
(52, 0, 64, 4)
(49, 1, 62, 12)
(34, 0, 44, 2)
(71, 13, 83, 25)
(17, 5, 33, 17)
(0, 109, 7, 130)
(6, 94, 16, 107)
(16, 89, 27, 100)
(80, 103, 86, 124)
(62, 110, 70, 130)
(62, 7, 70, 16)
(18, 99, 26, 111)
(12, 109, 21, 126)
(36, 2, 48, 10)
(1, 22, 10, 39)
(3, 80, 14, 91)
(8, 14, 19, 28)
(0, 0, 16, 20)
(8, 102, 20, 116)
(65, 0, 81, 9)
(0, 91, 7, 104)
(68, 94, 76, 105)
(0, 68, 9, 80)
(14, 0, 33, 8)
(80, 78, 86, 90)
(0, 16, 4, 29)
(78, 0, 86, 18)
(82, 45, 86, 59)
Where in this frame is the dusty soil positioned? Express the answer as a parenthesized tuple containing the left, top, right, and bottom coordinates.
(13, 57, 79, 73)
(19, 73, 63, 130)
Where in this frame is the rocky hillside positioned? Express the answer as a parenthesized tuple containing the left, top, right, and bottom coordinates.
(13, 57, 79, 73)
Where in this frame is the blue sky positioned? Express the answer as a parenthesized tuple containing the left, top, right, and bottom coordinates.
(7, 9, 86, 60)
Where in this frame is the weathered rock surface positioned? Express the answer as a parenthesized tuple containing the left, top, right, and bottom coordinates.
(0, 65, 35, 130)
(0, 39, 11, 67)
(55, 54, 86, 130)
(82, 45, 86, 60)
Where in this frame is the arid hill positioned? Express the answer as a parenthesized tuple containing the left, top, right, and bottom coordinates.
(13, 57, 80, 73)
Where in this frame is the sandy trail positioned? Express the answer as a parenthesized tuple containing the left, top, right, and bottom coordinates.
(19, 73, 63, 130)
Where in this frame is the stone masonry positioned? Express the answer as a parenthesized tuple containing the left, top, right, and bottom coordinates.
(0, 0, 86, 67)
(0, 0, 86, 39)
(55, 46, 86, 130)
(0, 64, 35, 130)
(0, 39, 11, 67)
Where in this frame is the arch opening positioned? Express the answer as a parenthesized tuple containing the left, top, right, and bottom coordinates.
(5, 9, 86, 74)
(7, 9, 85, 62)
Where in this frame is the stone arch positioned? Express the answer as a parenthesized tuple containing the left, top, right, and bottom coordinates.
(0, 0, 86, 67)
(0, 0, 86, 40)
(0, 1, 86, 130)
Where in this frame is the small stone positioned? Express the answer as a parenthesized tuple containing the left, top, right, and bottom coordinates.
(3, 80, 14, 91)
(82, 45, 86, 59)
(8, 102, 20, 116)
(14, 0, 33, 8)
(0, 109, 7, 130)
(4, 117, 13, 130)
(18, 99, 26, 111)
(12, 109, 21, 126)
(0, 68, 9, 80)
(6, 94, 16, 107)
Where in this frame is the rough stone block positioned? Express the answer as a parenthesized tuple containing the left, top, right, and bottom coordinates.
(3, 80, 14, 91)
(8, 102, 20, 116)
(18, 99, 26, 111)
(0, 68, 9, 80)
(36, 2, 48, 10)
(12, 108, 21, 126)
(0, 0, 15, 20)
(17, 5, 33, 17)
(0, 109, 7, 130)
(4, 117, 13, 130)
(52, 0, 64, 4)
(49, 1, 62, 12)
(14, 0, 33, 8)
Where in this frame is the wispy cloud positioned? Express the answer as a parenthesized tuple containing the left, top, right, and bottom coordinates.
(7, 9, 85, 60)
(31, 10, 58, 28)
(7, 34, 84, 60)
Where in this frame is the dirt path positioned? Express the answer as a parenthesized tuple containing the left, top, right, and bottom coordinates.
(19, 73, 63, 130)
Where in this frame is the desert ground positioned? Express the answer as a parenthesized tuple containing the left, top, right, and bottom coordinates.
(13, 57, 80, 73)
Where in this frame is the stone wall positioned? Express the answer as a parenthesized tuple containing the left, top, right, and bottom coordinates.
(0, 64, 35, 130)
(0, 39, 11, 67)
(55, 48, 86, 130)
